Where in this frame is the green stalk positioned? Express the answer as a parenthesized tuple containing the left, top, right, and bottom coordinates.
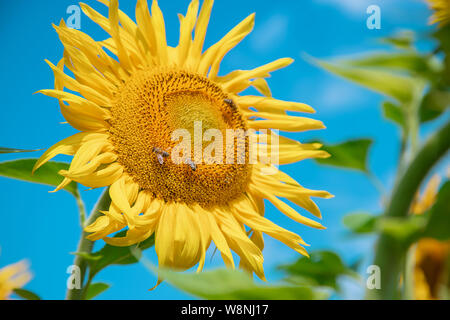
(74, 190, 87, 226)
(401, 88, 422, 300)
(366, 120, 450, 300)
(66, 188, 111, 300)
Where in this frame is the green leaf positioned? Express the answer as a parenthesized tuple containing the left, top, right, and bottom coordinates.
(0, 147, 42, 154)
(379, 30, 415, 50)
(84, 282, 110, 300)
(382, 101, 406, 129)
(310, 57, 420, 104)
(419, 89, 450, 123)
(12, 288, 41, 300)
(343, 212, 378, 234)
(340, 52, 440, 79)
(378, 215, 427, 246)
(433, 25, 450, 85)
(343, 182, 450, 245)
(72, 252, 102, 261)
(0, 159, 77, 196)
(83, 231, 155, 278)
(278, 251, 360, 291)
(149, 265, 326, 300)
(434, 25, 450, 53)
(314, 139, 372, 173)
(423, 181, 450, 241)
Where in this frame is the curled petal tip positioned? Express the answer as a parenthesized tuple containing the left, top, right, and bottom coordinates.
(149, 278, 163, 291)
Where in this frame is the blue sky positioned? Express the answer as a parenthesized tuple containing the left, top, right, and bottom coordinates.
(0, 0, 447, 299)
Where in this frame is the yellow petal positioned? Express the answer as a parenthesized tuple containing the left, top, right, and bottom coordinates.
(45, 59, 110, 107)
(249, 182, 325, 229)
(191, 0, 214, 67)
(136, 0, 158, 59)
(62, 45, 117, 97)
(198, 13, 254, 76)
(222, 58, 293, 93)
(236, 95, 315, 114)
(33, 132, 108, 173)
(61, 163, 123, 188)
(195, 205, 235, 268)
(151, 0, 169, 65)
(155, 203, 203, 270)
(247, 112, 325, 132)
(251, 78, 272, 97)
(177, 0, 199, 67)
(215, 208, 265, 280)
(109, 0, 133, 71)
(233, 197, 309, 255)
(53, 22, 125, 84)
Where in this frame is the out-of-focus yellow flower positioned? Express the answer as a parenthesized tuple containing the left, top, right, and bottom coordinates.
(411, 175, 441, 215)
(0, 260, 31, 300)
(412, 174, 449, 300)
(426, 0, 450, 26)
(414, 239, 449, 299)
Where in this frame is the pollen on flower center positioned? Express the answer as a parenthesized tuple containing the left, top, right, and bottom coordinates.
(109, 69, 250, 206)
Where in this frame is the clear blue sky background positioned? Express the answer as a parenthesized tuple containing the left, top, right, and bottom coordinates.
(0, 0, 448, 299)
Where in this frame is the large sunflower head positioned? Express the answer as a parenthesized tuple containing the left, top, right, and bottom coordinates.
(427, 0, 450, 26)
(35, 0, 331, 279)
(0, 260, 31, 300)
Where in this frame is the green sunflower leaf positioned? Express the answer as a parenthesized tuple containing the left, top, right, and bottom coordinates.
(382, 101, 406, 129)
(84, 282, 110, 300)
(313, 139, 373, 173)
(339, 52, 440, 79)
(309, 57, 420, 104)
(342, 212, 378, 234)
(141, 261, 327, 300)
(0, 159, 77, 196)
(278, 250, 360, 292)
(0, 147, 42, 154)
(378, 215, 427, 247)
(378, 30, 415, 50)
(12, 288, 41, 300)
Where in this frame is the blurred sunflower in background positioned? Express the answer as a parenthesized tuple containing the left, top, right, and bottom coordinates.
(0, 260, 31, 300)
(412, 175, 450, 300)
(427, 0, 450, 26)
(34, 0, 331, 280)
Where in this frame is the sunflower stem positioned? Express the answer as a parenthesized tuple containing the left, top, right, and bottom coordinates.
(74, 190, 87, 226)
(400, 88, 422, 300)
(66, 188, 111, 300)
(366, 120, 450, 300)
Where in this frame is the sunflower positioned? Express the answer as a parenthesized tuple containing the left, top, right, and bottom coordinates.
(427, 0, 450, 26)
(0, 260, 31, 300)
(412, 175, 450, 299)
(34, 0, 331, 280)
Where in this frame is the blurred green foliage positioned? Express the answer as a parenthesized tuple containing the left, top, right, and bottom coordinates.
(314, 139, 372, 173)
(278, 251, 360, 292)
(12, 288, 41, 300)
